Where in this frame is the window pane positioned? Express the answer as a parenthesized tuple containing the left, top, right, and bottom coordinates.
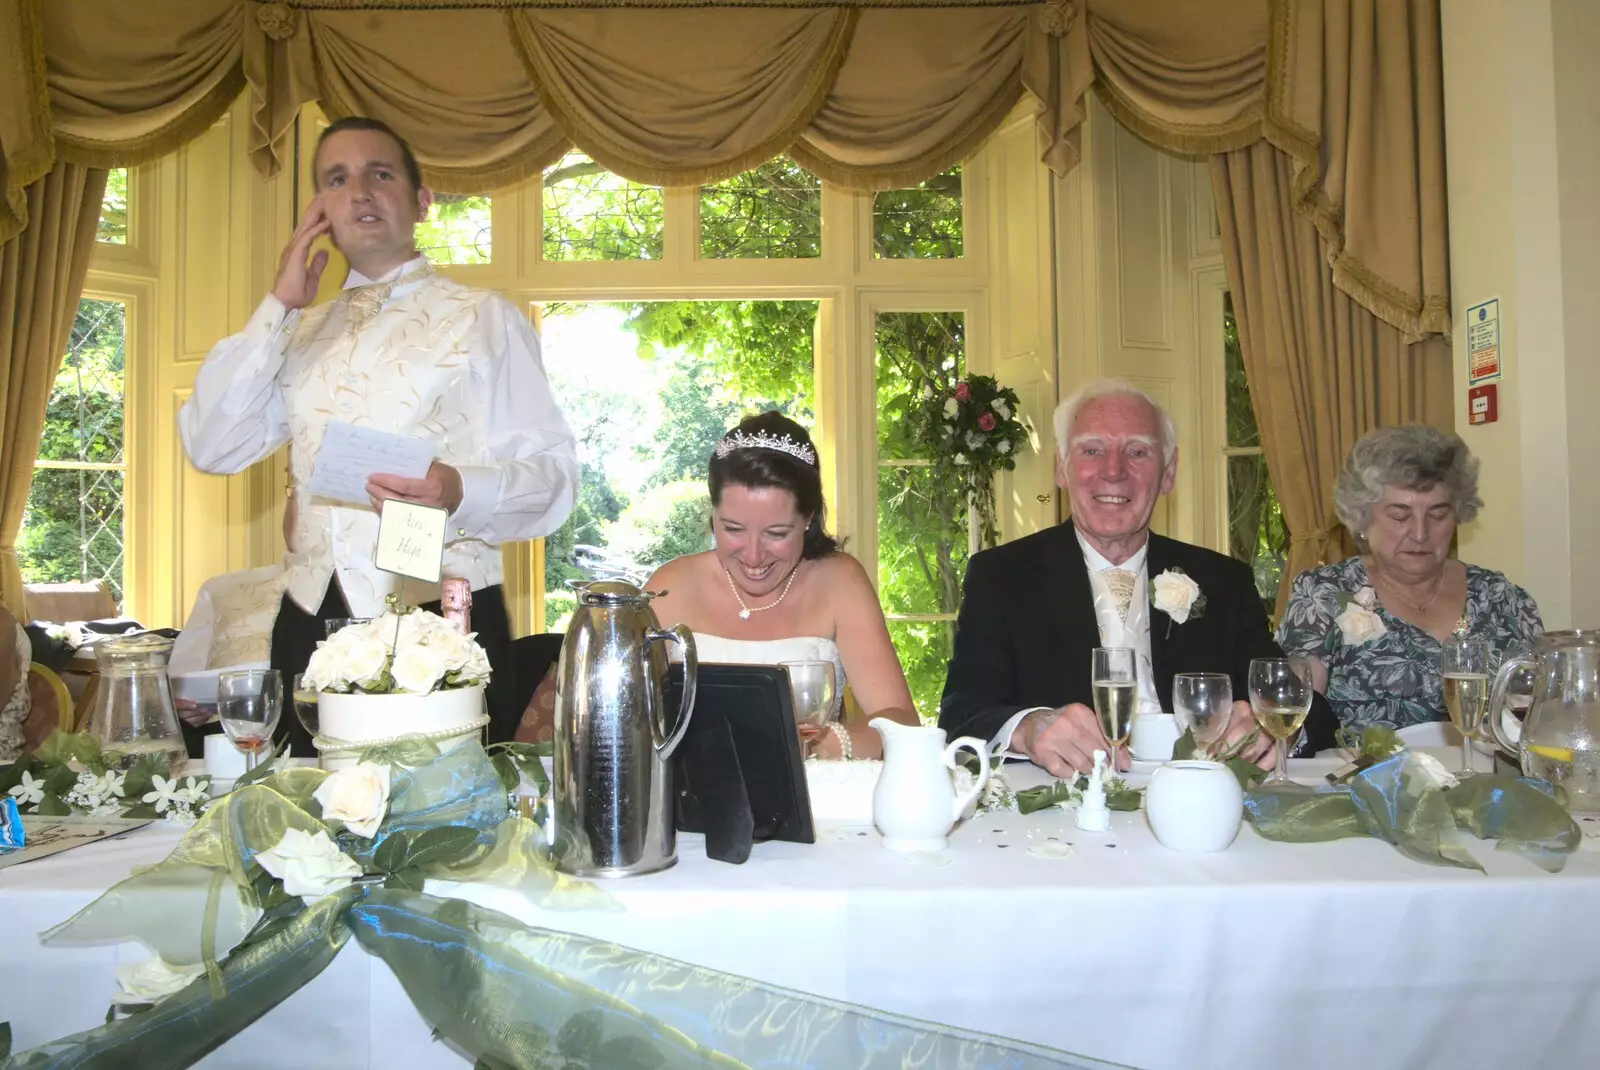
(40, 299, 126, 464)
(874, 311, 965, 457)
(873, 166, 963, 259)
(877, 465, 968, 616)
(1226, 453, 1287, 611)
(887, 619, 952, 723)
(416, 193, 491, 265)
(19, 468, 125, 604)
(1224, 293, 1261, 449)
(97, 169, 128, 244)
(538, 300, 816, 631)
(699, 157, 821, 259)
(543, 152, 664, 262)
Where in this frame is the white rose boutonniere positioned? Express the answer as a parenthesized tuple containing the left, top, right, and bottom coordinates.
(312, 761, 392, 838)
(113, 954, 206, 1006)
(256, 827, 363, 900)
(1334, 586, 1387, 646)
(1150, 568, 1206, 635)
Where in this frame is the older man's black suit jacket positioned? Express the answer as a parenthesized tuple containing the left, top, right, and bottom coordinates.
(938, 521, 1335, 753)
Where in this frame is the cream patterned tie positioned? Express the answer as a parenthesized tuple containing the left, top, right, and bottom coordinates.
(1102, 568, 1136, 624)
(345, 279, 396, 325)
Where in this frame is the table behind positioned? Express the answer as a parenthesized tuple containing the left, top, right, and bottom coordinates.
(4, 762, 1599, 1070)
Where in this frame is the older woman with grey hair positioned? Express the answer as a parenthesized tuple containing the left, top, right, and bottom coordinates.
(1276, 425, 1541, 733)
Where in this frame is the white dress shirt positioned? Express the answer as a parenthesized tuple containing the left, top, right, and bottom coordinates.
(178, 256, 578, 617)
(990, 530, 1163, 757)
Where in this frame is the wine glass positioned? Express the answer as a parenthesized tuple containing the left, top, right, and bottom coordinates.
(291, 673, 320, 748)
(217, 669, 282, 773)
(323, 617, 370, 639)
(1091, 647, 1138, 758)
(1440, 638, 1491, 777)
(780, 660, 837, 751)
(1248, 658, 1312, 788)
(1172, 673, 1232, 757)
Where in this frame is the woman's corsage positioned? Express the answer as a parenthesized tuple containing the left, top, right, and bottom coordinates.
(1334, 586, 1387, 645)
(1151, 568, 1205, 636)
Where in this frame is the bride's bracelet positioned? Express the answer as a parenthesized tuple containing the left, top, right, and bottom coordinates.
(826, 721, 853, 761)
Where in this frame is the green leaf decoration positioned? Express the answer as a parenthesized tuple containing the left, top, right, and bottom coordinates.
(358, 739, 441, 768)
(490, 752, 519, 795)
(557, 1010, 606, 1060)
(488, 741, 552, 793)
(401, 826, 481, 871)
(1173, 726, 1267, 790)
(35, 793, 72, 817)
(1015, 780, 1075, 815)
(385, 867, 427, 893)
(41, 763, 78, 797)
(232, 739, 290, 790)
(0, 757, 31, 794)
(119, 752, 171, 801)
(121, 803, 159, 820)
(373, 830, 412, 874)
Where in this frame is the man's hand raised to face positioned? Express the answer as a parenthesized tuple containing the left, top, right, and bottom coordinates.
(1013, 704, 1130, 778)
(273, 197, 332, 311)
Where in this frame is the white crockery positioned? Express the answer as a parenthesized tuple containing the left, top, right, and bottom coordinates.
(1144, 759, 1243, 852)
(203, 733, 249, 779)
(870, 719, 988, 852)
(1131, 712, 1181, 762)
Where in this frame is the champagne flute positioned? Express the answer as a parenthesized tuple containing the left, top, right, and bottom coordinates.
(1091, 647, 1138, 758)
(1248, 658, 1312, 788)
(291, 673, 320, 748)
(1440, 638, 1491, 777)
(780, 660, 837, 752)
(1172, 673, 1232, 757)
(218, 669, 282, 773)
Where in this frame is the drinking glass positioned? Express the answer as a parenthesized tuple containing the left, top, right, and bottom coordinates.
(1440, 638, 1491, 777)
(217, 669, 282, 772)
(780, 660, 837, 750)
(291, 673, 320, 747)
(1172, 673, 1232, 757)
(1248, 658, 1313, 788)
(323, 618, 370, 639)
(1091, 647, 1138, 755)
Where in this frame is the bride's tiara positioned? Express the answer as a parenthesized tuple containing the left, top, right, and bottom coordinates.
(714, 429, 817, 467)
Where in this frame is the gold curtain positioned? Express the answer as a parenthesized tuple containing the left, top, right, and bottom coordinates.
(1213, 141, 1451, 611)
(0, 0, 1453, 351)
(0, 163, 108, 615)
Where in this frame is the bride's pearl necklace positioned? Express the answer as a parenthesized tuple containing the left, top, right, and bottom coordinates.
(723, 562, 800, 620)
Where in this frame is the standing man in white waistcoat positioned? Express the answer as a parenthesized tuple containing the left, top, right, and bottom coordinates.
(179, 117, 577, 753)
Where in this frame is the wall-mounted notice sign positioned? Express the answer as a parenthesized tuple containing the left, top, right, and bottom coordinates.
(1466, 298, 1501, 384)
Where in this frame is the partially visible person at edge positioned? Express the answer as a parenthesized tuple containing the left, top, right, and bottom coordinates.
(178, 116, 577, 751)
(1276, 425, 1541, 733)
(940, 378, 1336, 777)
(645, 411, 920, 760)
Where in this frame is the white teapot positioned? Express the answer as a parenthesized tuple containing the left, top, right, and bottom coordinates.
(869, 719, 989, 852)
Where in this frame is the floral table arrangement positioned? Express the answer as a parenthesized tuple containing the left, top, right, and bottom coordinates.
(302, 607, 493, 769)
(3, 732, 211, 826)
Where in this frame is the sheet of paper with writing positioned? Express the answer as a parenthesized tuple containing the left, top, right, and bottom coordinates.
(307, 421, 436, 504)
(375, 500, 448, 583)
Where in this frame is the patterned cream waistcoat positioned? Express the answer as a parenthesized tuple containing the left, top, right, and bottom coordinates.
(280, 272, 504, 618)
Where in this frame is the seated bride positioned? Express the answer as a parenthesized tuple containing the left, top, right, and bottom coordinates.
(646, 411, 920, 760)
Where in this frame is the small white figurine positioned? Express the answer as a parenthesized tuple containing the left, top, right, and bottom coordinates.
(1075, 748, 1112, 832)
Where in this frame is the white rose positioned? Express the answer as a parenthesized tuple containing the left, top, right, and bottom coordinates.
(1408, 751, 1459, 792)
(390, 645, 447, 695)
(1353, 585, 1378, 611)
(340, 636, 391, 689)
(312, 762, 391, 838)
(997, 439, 1011, 454)
(954, 453, 967, 465)
(943, 398, 959, 418)
(114, 954, 206, 1005)
(256, 827, 363, 900)
(921, 384, 933, 399)
(991, 399, 1011, 420)
(1335, 604, 1387, 646)
(1151, 570, 1202, 624)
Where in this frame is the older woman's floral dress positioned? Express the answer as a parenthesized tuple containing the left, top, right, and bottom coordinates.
(1276, 556, 1543, 733)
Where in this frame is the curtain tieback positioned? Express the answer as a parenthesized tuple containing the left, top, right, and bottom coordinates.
(255, 3, 298, 42)
(1289, 521, 1344, 567)
(1039, 0, 1078, 36)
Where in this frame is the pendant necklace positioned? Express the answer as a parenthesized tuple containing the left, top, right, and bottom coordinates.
(1372, 562, 1444, 612)
(724, 563, 800, 620)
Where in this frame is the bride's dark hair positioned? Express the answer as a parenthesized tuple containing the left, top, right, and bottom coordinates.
(707, 411, 839, 560)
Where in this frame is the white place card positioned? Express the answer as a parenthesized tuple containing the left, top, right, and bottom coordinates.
(375, 500, 448, 582)
(308, 421, 435, 505)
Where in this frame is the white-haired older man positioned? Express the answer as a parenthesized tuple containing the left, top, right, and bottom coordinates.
(939, 379, 1331, 776)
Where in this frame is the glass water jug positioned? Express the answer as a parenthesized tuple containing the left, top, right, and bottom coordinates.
(88, 632, 187, 776)
(1490, 630, 1600, 812)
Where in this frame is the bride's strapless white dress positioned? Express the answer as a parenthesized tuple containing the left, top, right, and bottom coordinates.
(686, 634, 846, 719)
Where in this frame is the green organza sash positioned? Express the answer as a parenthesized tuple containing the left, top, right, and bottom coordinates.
(7, 744, 1114, 1070)
(1245, 752, 1581, 872)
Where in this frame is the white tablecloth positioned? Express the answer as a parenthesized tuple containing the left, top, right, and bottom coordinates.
(5, 759, 1600, 1070)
